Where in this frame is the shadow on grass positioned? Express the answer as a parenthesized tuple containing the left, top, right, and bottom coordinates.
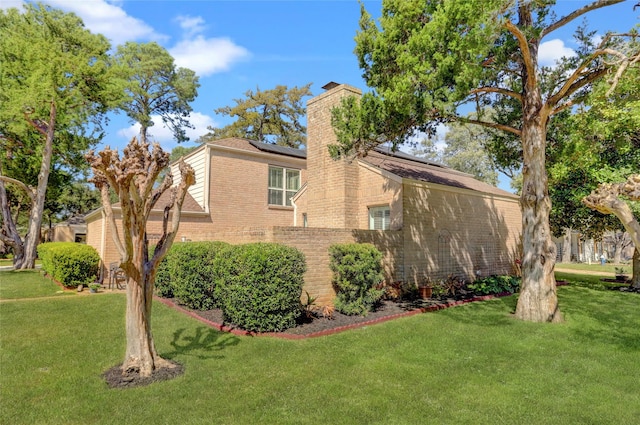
(162, 326, 241, 360)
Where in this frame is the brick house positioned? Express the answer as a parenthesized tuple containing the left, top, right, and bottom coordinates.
(86, 83, 522, 305)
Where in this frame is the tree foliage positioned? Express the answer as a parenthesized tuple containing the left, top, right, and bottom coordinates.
(0, 3, 112, 268)
(330, 0, 639, 322)
(201, 84, 312, 148)
(111, 42, 200, 144)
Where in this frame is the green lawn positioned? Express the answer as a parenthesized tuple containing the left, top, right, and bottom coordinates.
(1, 270, 639, 424)
(556, 262, 627, 274)
(0, 270, 73, 299)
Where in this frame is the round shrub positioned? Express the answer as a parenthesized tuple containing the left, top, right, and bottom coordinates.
(329, 243, 385, 316)
(155, 241, 229, 309)
(214, 243, 306, 332)
(37, 242, 100, 287)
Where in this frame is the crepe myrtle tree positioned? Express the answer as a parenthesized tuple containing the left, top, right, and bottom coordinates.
(87, 137, 195, 377)
(330, 0, 640, 322)
(583, 175, 640, 288)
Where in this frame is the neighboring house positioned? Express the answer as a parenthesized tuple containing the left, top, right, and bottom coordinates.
(87, 82, 522, 305)
(45, 216, 87, 243)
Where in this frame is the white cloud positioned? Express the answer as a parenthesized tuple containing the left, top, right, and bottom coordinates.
(169, 36, 250, 77)
(175, 15, 206, 38)
(21, 0, 166, 46)
(117, 112, 216, 150)
(538, 39, 576, 67)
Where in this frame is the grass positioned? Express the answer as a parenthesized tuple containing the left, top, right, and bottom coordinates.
(0, 270, 74, 299)
(0, 259, 41, 267)
(556, 262, 628, 274)
(1, 270, 639, 424)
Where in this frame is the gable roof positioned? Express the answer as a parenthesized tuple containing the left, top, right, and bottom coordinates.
(361, 149, 516, 198)
(205, 137, 513, 198)
(206, 137, 306, 159)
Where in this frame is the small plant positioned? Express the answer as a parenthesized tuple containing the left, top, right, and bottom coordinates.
(435, 275, 465, 298)
(89, 283, 101, 293)
(302, 291, 318, 319)
(615, 267, 627, 275)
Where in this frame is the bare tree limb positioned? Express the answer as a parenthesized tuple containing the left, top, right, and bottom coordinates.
(0, 175, 36, 203)
(542, 0, 626, 38)
(505, 20, 536, 90)
(457, 117, 522, 137)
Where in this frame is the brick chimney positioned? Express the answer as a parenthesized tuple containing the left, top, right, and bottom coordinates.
(305, 82, 362, 228)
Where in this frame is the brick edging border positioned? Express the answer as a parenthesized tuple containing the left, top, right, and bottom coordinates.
(156, 279, 569, 340)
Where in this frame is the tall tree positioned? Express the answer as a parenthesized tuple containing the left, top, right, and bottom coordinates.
(111, 42, 200, 144)
(87, 138, 195, 378)
(330, 0, 639, 322)
(0, 3, 112, 269)
(412, 115, 502, 185)
(583, 175, 640, 288)
(202, 84, 312, 148)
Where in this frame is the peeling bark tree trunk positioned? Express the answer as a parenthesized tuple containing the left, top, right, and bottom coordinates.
(88, 138, 195, 377)
(515, 113, 562, 322)
(583, 174, 640, 289)
(513, 21, 562, 323)
(632, 249, 640, 289)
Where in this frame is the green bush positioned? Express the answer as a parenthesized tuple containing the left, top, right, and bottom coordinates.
(155, 241, 229, 309)
(329, 243, 385, 316)
(214, 243, 306, 332)
(467, 275, 521, 295)
(37, 242, 100, 287)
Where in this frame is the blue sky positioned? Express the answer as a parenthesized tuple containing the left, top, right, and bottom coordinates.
(4, 0, 640, 191)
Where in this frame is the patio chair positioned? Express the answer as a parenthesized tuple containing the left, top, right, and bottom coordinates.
(108, 262, 127, 290)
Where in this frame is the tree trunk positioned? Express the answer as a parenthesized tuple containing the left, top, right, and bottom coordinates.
(514, 72, 562, 322)
(613, 233, 623, 264)
(0, 179, 25, 267)
(121, 230, 171, 377)
(561, 227, 572, 263)
(632, 248, 639, 289)
(15, 101, 57, 270)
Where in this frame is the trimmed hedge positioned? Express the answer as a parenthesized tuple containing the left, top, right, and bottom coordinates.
(329, 243, 385, 316)
(155, 241, 229, 309)
(214, 243, 306, 332)
(37, 242, 100, 287)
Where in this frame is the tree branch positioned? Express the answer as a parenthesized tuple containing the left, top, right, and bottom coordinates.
(0, 175, 36, 203)
(546, 50, 613, 110)
(542, 0, 626, 38)
(504, 20, 536, 90)
(469, 86, 522, 102)
(457, 117, 522, 137)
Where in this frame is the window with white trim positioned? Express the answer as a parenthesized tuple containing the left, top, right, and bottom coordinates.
(369, 206, 390, 230)
(268, 166, 300, 207)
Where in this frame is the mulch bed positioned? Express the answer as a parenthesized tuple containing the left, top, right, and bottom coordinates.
(157, 290, 516, 339)
(103, 361, 185, 389)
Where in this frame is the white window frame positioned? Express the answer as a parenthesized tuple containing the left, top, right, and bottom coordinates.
(268, 166, 300, 207)
(369, 206, 391, 230)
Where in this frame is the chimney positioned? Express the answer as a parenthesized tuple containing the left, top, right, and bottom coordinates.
(305, 82, 362, 228)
